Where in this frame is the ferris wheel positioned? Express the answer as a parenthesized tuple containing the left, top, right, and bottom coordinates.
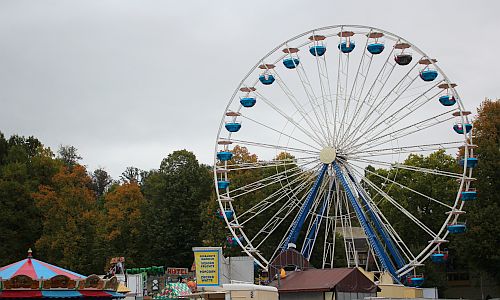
(213, 25, 476, 286)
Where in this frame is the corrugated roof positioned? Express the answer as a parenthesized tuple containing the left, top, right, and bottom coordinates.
(341, 227, 367, 239)
(269, 268, 378, 293)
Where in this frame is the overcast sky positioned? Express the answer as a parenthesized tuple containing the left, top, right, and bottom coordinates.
(0, 0, 498, 178)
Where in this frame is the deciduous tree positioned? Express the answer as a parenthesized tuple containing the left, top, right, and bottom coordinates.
(141, 150, 212, 267)
(33, 164, 101, 274)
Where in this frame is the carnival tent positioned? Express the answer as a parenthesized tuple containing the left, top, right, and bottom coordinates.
(0, 250, 124, 299)
(0, 257, 84, 280)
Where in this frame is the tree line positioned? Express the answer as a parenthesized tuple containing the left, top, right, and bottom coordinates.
(0, 99, 498, 290)
(0, 139, 212, 274)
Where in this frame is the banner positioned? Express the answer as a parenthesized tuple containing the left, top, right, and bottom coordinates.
(166, 267, 188, 275)
(192, 247, 221, 287)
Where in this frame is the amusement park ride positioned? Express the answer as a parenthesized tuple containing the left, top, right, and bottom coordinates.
(213, 25, 476, 287)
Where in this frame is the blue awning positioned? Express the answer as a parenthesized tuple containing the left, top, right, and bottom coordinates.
(41, 291, 82, 298)
(105, 292, 125, 299)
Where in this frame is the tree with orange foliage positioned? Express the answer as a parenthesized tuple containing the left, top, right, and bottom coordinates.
(101, 182, 146, 265)
(33, 164, 101, 274)
(455, 98, 500, 284)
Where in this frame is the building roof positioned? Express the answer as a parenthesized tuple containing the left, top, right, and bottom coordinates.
(341, 227, 367, 239)
(269, 268, 378, 293)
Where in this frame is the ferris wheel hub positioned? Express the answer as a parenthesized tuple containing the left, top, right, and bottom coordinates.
(319, 147, 337, 164)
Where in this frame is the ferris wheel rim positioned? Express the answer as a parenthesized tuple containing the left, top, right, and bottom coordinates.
(213, 24, 474, 279)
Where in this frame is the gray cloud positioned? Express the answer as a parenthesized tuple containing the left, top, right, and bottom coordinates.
(1, 0, 498, 178)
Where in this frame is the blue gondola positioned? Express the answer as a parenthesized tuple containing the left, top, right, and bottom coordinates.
(259, 74, 275, 85)
(309, 45, 326, 56)
(461, 190, 478, 201)
(420, 69, 438, 81)
(217, 151, 233, 161)
(407, 276, 425, 287)
(240, 97, 256, 108)
(217, 180, 230, 189)
(217, 209, 234, 220)
(338, 41, 355, 53)
(453, 123, 473, 134)
(225, 122, 241, 132)
(283, 57, 300, 69)
(367, 43, 385, 55)
(430, 252, 448, 263)
(459, 157, 478, 168)
(439, 95, 456, 106)
(447, 223, 467, 234)
(395, 54, 412, 65)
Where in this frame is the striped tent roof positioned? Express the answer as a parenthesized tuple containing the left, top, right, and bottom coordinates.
(0, 290, 125, 298)
(0, 251, 85, 280)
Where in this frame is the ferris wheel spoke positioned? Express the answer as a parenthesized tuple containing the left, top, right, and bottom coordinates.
(224, 159, 315, 172)
(341, 162, 416, 264)
(228, 138, 320, 155)
(348, 145, 460, 159)
(348, 140, 463, 158)
(342, 162, 438, 238)
(271, 70, 329, 145)
(349, 30, 375, 104)
(339, 50, 407, 148)
(370, 84, 442, 134)
(254, 91, 326, 147)
(312, 45, 334, 144)
(288, 52, 330, 137)
(335, 50, 353, 147)
(347, 157, 462, 181)
(301, 176, 332, 260)
(228, 160, 320, 199)
(238, 167, 318, 224)
(336, 30, 376, 145)
(226, 159, 319, 199)
(340, 62, 421, 148)
(237, 113, 323, 150)
(347, 108, 456, 153)
(321, 176, 338, 269)
(339, 51, 376, 147)
(334, 161, 400, 273)
(252, 177, 317, 250)
(227, 164, 304, 197)
(344, 158, 454, 210)
(220, 155, 317, 169)
(349, 82, 443, 147)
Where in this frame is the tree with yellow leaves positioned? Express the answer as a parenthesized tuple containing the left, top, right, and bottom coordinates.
(33, 164, 101, 274)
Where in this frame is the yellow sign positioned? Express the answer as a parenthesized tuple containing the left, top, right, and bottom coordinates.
(193, 248, 221, 287)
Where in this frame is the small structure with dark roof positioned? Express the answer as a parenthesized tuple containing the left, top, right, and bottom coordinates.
(267, 248, 312, 281)
(269, 268, 378, 300)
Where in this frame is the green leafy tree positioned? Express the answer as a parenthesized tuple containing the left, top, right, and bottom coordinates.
(365, 150, 459, 251)
(365, 150, 459, 289)
(206, 146, 304, 260)
(141, 150, 212, 267)
(0, 133, 59, 266)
